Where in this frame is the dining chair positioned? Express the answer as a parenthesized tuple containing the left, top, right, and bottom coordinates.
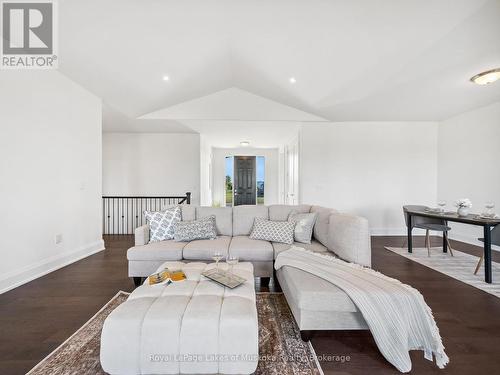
(474, 225, 500, 275)
(403, 205, 454, 257)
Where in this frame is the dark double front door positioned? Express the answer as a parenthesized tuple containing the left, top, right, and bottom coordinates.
(234, 156, 256, 206)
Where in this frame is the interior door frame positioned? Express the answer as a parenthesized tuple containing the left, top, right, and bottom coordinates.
(284, 137, 299, 205)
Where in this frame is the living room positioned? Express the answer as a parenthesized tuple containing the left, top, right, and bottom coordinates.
(1, 1, 500, 374)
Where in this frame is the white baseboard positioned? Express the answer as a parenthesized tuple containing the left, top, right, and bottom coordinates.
(0, 239, 105, 294)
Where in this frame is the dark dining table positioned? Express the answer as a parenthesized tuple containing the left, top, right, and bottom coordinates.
(405, 206, 500, 283)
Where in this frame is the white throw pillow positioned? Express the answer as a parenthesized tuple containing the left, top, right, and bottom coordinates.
(249, 218, 295, 244)
(144, 206, 181, 243)
(288, 211, 318, 244)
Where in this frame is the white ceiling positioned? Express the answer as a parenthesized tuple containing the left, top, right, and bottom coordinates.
(59, 0, 500, 137)
(141, 88, 326, 121)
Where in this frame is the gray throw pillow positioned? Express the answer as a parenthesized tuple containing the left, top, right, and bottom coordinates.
(174, 215, 217, 242)
(249, 217, 295, 244)
(144, 206, 181, 243)
(288, 211, 318, 244)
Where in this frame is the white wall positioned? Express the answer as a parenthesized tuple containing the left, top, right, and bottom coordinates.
(212, 147, 280, 207)
(0, 71, 103, 293)
(300, 122, 438, 234)
(438, 101, 500, 247)
(102, 133, 201, 204)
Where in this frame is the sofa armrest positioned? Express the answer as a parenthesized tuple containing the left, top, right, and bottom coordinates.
(327, 213, 371, 267)
(134, 225, 150, 246)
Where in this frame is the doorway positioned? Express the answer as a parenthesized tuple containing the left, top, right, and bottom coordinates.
(234, 156, 256, 205)
(225, 156, 265, 206)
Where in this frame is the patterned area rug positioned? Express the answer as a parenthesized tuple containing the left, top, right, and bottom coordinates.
(27, 291, 323, 375)
(385, 247, 500, 298)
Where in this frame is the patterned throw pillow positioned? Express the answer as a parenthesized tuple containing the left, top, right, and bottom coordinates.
(249, 218, 295, 244)
(174, 215, 217, 242)
(144, 206, 181, 243)
(288, 211, 318, 244)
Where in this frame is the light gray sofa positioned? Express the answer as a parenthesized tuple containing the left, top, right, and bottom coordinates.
(127, 204, 371, 335)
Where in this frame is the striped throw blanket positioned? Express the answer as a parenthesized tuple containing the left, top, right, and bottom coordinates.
(274, 247, 449, 373)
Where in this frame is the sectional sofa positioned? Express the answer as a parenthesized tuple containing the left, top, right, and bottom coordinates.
(127, 204, 371, 335)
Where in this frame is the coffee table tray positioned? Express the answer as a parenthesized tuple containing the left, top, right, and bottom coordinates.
(202, 269, 246, 289)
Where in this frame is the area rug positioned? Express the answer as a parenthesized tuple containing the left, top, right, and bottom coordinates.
(27, 291, 323, 375)
(385, 247, 500, 298)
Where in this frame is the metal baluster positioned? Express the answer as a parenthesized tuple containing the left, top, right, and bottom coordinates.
(121, 198, 124, 235)
(106, 198, 109, 234)
(135, 198, 138, 230)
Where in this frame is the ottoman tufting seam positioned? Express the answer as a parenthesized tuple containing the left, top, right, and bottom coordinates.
(216, 275, 227, 372)
(137, 297, 156, 375)
(177, 270, 197, 370)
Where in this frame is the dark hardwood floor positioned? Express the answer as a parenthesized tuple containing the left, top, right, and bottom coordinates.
(1, 235, 499, 374)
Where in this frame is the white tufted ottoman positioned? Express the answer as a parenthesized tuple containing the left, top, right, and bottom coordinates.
(100, 261, 258, 375)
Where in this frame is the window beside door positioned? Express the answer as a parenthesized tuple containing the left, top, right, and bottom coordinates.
(225, 156, 234, 206)
(256, 156, 265, 205)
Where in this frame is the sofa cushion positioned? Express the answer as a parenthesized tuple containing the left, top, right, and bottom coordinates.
(288, 211, 318, 244)
(229, 235, 273, 261)
(127, 240, 186, 261)
(232, 205, 269, 236)
(196, 207, 233, 236)
(279, 266, 359, 313)
(328, 213, 371, 267)
(144, 207, 181, 242)
(249, 218, 295, 244)
(181, 205, 196, 221)
(174, 215, 217, 242)
(272, 240, 328, 259)
(268, 205, 311, 221)
(183, 236, 232, 260)
(310, 205, 337, 247)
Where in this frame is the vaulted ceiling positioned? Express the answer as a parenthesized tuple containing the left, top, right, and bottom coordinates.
(59, 0, 500, 135)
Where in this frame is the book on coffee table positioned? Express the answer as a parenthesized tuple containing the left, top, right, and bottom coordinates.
(202, 269, 246, 289)
(148, 268, 186, 285)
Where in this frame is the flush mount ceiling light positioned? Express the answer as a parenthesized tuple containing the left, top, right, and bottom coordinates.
(289, 77, 297, 84)
(240, 141, 250, 147)
(162, 75, 170, 81)
(470, 69, 500, 85)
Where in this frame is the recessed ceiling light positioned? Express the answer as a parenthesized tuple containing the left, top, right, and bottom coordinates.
(289, 77, 297, 84)
(162, 75, 170, 81)
(470, 69, 500, 85)
(240, 141, 250, 147)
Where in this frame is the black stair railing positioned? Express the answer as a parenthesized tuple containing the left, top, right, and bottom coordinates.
(102, 192, 191, 235)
